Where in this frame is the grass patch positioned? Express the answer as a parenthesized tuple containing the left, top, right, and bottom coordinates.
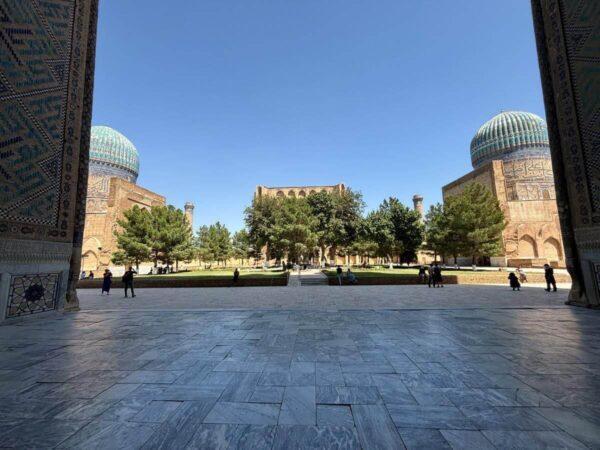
(323, 269, 418, 278)
(137, 270, 287, 280)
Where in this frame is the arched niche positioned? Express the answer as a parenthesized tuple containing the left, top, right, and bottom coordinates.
(544, 237, 562, 261)
(519, 235, 538, 258)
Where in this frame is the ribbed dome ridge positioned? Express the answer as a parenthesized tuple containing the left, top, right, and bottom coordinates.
(89, 126, 140, 182)
(470, 111, 550, 168)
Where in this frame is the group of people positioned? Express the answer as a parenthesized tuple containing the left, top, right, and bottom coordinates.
(508, 263, 557, 292)
(336, 266, 358, 285)
(418, 263, 444, 288)
(93, 266, 137, 298)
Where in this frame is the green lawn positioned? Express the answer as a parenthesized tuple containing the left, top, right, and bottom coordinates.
(137, 270, 286, 280)
(323, 269, 419, 278)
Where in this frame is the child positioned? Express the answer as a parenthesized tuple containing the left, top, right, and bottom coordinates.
(508, 272, 521, 291)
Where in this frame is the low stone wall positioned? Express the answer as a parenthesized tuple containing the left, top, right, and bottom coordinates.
(453, 271, 571, 285)
(326, 271, 571, 286)
(328, 276, 457, 286)
(78, 274, 288, 289)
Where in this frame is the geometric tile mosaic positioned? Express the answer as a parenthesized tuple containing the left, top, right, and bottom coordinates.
(6, 272, 60, 318)
(0, 1, 75, 227)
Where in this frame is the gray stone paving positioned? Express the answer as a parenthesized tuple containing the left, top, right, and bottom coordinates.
(0, 288, 599, 448)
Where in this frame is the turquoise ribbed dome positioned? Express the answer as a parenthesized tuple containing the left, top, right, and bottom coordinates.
(470, 111, 550, 169)
(89, 126, 139, 182)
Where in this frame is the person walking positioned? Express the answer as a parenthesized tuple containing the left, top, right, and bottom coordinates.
(516, 266, 528, 283)
(123, 266, 137, 298)
(433, 263, 444, 288)
(544, 264, 557, 292)
(427, 264, 434, 288)
(418, 266, 427, 284)
(336, 266, 343, 286)
(101, 269, 112, 295)
(233, 267, 240, 284)
(508, 272, 521, 291)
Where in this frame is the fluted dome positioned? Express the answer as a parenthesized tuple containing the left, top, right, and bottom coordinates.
(470, 111, 550, 169)
(89, 126, 139, 182)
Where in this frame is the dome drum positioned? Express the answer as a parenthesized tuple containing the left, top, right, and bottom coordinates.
(89, 125, 140, 183)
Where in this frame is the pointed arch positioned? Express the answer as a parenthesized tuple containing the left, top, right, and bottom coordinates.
(519, 234, 538, 258)
(544, 237, 562, 261)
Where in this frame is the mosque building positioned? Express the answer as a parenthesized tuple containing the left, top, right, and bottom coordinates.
(442, 111, 565, 267)
(255, 183, 346, 199)
(81, 126, 193, 273)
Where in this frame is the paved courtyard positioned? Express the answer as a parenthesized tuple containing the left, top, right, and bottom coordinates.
(0, 286, 599, 448)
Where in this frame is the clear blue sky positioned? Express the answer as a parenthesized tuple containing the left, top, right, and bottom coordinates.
(92, 0, 545, 232)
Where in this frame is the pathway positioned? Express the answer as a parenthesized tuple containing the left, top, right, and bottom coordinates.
(0, 286, 598, 448)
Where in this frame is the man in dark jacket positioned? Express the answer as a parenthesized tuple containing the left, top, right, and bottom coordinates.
(544, 264, 557, 292)
(123, 266, 137, 298)
(336, 266, 343, 286)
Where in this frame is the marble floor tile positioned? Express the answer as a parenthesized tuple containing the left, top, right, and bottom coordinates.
(142, 400, 217, 449)
(155, 385, 224, 401)
(272, 425, 360, 450)
(387, 404, 476, 430)
(398, 429, 451, 449)
(352, 404, 405, 450)
(279, 386, 316, 425)
(317, 405, 354, 427)
(219, 372, 261, 402)
(213, 361, 265, 373)
(203, 402, 280, 425)
(481, 430, 588, 449)
(56, 419, 157, 449)
(121, 370, 184, 384)
(439, 429, 496, 450)
(131, 400, 182, 423)
(316, 362, 345, 386)
(534, 407, 600, 448)
(459, 405, 559, 431)
(316, 385, 380, 404)
(249, 386, 285, 403)
(0, 419, 86, 448)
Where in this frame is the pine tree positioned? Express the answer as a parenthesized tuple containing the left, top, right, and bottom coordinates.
(444, 183, 505, 264)
(115, 205, 153, 271)
(232, 230, 252, 266)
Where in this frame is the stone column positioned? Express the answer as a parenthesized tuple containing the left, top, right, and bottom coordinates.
(0, 0, 100, 320)
(531, 0, 600, 307)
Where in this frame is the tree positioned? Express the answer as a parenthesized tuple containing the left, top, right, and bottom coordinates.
(232, 229, 252, 266)
(244, 196, 280, 260)
(444, 183, 505, 264)
(307, 189, 364, 264)
(196, 222, 232, 266)
(424, 203, 447, 261)
(270, 197, 318, 263)
(115, 205, 193, 271)
(348, 238, 379, 265)
(363, 198, 424, 263)
(362, 210, 397, 262)
(114, 205, 152, 271)
(150, 206, 194, 269)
